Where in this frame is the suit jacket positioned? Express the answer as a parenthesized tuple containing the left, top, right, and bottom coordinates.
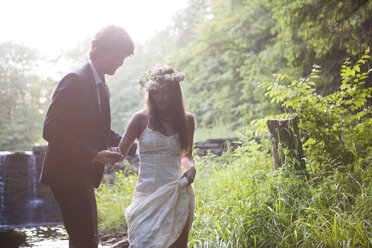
(40, 62, 121, 190)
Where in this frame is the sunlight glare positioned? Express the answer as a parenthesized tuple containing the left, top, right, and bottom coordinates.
(0, 0, 186, 57)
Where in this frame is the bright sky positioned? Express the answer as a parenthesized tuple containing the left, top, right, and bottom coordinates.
(0, 0, 187, 58)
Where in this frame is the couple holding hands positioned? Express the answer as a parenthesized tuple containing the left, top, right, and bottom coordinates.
(40, 25, 196, 248)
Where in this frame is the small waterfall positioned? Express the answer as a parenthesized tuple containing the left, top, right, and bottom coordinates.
(28, 155, 37, 202)
(0, 151, 62, 228)
(26, 155, 43, 225)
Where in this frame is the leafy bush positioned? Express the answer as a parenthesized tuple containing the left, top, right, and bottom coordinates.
(262, 49, 372, 170)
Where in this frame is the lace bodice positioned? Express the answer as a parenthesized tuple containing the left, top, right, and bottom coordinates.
(138, 127, 182, 157)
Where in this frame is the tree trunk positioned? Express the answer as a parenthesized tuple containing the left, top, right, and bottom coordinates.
(267, 117, 306, 170)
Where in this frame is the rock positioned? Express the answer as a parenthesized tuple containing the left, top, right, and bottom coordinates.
(112, 239, 129, 248)
(127, 143, 137, 157)
(100, 233, 112, 241)
(32, 146, 47, 156)
(106, 237, 117, 243)
(194, 137, 240, 156)
(0, 228, 27, 248)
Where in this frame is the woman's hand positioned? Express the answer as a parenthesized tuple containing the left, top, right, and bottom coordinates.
(108, 146, 122, 154)
(107, 147, 124, 162)
(93, 149, 123, 165)
(181, 166, 196, 185)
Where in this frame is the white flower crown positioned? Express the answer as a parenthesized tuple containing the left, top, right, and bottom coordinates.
(138, 68, 185, 91)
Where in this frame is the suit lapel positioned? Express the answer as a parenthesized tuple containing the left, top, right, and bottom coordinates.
(81, 63, 106, 145)
(101, 79, 110, 131)
(84, 64, 101, 116)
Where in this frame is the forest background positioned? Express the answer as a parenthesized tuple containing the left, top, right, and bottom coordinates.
(1, 0, 372, 247)
(1, 0, 371, 150)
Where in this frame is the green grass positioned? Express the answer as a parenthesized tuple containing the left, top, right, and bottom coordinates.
(96, 138, 372, 247)
(188, 140, 371, 248)
(95, 167, 137, 234)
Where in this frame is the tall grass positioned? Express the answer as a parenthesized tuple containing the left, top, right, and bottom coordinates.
(95, 168, 137, 234)
(96, 138, 371, 247)
(189, 138, 371, 248)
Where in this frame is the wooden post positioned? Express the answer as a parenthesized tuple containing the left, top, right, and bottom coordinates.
(267, 117, 306, 170)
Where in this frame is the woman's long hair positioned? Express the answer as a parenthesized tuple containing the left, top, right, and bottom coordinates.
(146, 67, 189, 153)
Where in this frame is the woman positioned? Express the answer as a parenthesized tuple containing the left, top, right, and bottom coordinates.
(113, 65, 196, 248)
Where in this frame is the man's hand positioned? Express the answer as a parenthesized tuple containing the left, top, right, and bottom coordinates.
(181, 166, 196, 185)
(93, 150, 123, 165)
(107, 147, 125, 162)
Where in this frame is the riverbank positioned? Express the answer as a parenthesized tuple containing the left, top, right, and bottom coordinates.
(3, 225, 128, 247)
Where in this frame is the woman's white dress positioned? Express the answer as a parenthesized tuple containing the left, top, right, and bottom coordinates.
(125, 127, 196, 248)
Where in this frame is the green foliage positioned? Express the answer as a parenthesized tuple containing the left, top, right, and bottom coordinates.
(172, 0, 282, 128)
(166, 0, 372, 128)
(273, 0, 372, 59)
(0, 42, 55, 150)
(3, 0, 372, 148)
(271, 0, 372, 94)
(95, 168, 137, 234)
(263, 50, 372, 168)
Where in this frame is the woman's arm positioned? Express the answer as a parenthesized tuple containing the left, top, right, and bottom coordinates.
(117, 111, 146, 158)
(181, 114, 196, 184)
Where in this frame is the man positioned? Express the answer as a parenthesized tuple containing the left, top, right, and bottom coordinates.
(40, 25, 134, 247)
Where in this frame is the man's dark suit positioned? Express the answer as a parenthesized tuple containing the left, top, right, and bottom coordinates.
(40, 62, 121, 247)
(41, 62, 121, 189)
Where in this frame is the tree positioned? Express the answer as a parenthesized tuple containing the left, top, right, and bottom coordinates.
(0, 42, 55, 150)
(171, 0, 282, 127)
(272, 0, 372, 94)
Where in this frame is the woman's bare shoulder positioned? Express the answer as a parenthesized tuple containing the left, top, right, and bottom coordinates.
(125, 110, 148, 137)
(186, 112, 195, 123)
(128, 110, 148, 127)
(132, 110, 148, 120)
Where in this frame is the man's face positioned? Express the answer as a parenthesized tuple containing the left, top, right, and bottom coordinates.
(100, 47, 128, 76)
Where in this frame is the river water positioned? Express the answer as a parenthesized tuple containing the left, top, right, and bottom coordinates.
(16, 225, 111, 248)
